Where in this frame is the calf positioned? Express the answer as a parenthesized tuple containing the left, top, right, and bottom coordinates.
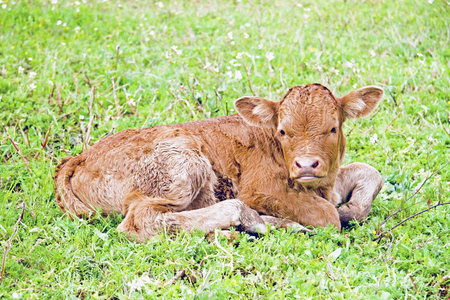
(54, 84, 384, 242)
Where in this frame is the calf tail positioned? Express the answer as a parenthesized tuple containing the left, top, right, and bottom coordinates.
(54, 155, 91, 219)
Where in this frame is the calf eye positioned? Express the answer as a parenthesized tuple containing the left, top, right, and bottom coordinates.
(279, 129, 286, 136)
(330, 127, 336, 133)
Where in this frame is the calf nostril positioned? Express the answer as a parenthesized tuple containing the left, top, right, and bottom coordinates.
(311, 160, 319, 169)
(295, 160, 302, 169)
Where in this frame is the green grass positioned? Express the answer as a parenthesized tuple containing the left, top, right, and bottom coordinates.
(1, 0, 450, 298)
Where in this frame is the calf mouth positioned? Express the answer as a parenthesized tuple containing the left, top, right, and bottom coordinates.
(293, 174, 326, 183)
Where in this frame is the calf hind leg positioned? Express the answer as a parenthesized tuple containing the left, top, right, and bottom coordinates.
(117, 135, 265, 243)
(117, 193, 266, 243)
(334, 162, 384, 225)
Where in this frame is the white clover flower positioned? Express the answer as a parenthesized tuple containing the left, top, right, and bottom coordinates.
(344, 61, 353, 68)
(230, 41, 235, 45)
(235, 70, 243, 80)
(304, 7, 311, 11)
(29, 82, 36, 90)
(171, 46, 182, 55)
(353, 83, 358, 89)
(417, 53, 423, 57)
(265, 52, 275, 61)
(428, 0, 434, 3)
(56, 20, 62, 25)
(18, 66, 24, 74)
(12, 292, 20, 299)
(226, 71, 233, 78)
(28, 57, 33, 61)
(243, 33, 249, 39)
(149, 30, 155, 36)
(296, 3, 303, 7)
(317, 65, 322, 72)
(155, 2, 163, 8)
(79, 115, 84, 120)
(370, 50, 376, 57)
(52, 0, 57, 4)
(245, 23, 250, 27)
(227, 32, 233, 40)
(127, 275, 152, 293)
(29, 71, 37, 78)
(258, 44, 263, 49)
(370, 133, 378, 144)
(304, 14, 309, 19)
(236, 52, 243, 59)
(2, 4, 7, 9)
(204, 61, 212, 69)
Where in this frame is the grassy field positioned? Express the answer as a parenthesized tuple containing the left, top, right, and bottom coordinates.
(1, 0, 450, 298)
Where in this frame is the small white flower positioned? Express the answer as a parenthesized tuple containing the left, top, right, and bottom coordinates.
(75, 1, 80, 5)
(94, 27, 98, 31)
(75, 26, 80, 32)
(258, 44, 263, 49)
(149, 30, 155, 36)
(29, 82, 36, 90)
(155, 2, 163, 8)
(428, 0, 434, 3)
(370, 50, 376, 57)
(296, 3, 303, 7)
(61, 42, 66, 46)
(235, 70, 243, 80)
(56, 20, 62, 25)
(265, 52, 275, 61)
(245, 23, 250, 27)
(204, 61, 212, 69)
(353, 83, 358, 89)
(28, 57, 33, 61)
(317, 65, 322, 72)
(304, 7, 311, 11)
(63, 23, 67, 27)
(230, 41, 235, 45)
(79, 115, 85, 120)
(344, 61, 353, 68)
(171, 46, 182, 55)
(236, 52, 243, 59)
(2, 4, 7, 8)
(18, 66, 24, 74)
(29, 71, 37, 78)
(52, 0, 57, 4)
(417, 53, 423, 57)
(370, 133, 378, 144)
(226, 71, 233, 78)
(243, 32, 249, 39)
(12, 292, 20, 299)
(227, 32, 233, 40)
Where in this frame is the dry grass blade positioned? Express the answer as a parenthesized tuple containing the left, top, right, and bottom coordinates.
(0, 202, 26, 284)
(2, 123, 32, 173)
(162, 269, 185, 287)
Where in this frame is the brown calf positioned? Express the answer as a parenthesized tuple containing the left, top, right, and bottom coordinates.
(54, 83, 384, 242)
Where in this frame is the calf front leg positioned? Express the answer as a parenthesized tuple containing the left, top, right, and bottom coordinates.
(334, 162, 384, 225)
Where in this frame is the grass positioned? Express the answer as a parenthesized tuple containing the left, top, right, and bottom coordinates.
(1, 0, 449, 298)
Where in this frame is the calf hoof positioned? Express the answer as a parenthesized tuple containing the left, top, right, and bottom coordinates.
(236, 201, 268, 235)
(338, 206, 364, 227)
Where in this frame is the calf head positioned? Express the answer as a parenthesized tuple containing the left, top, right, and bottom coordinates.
(235, 83, 383, 189)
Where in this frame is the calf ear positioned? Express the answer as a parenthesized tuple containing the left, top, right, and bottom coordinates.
(339, 86, 384, 119)
(234, 96, 278, 127)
